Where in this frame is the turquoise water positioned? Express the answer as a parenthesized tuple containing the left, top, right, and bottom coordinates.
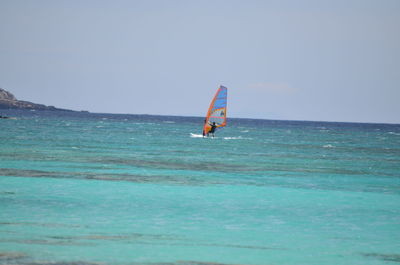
(1, 110, 400, 265)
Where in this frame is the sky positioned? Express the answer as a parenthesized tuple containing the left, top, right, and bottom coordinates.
(0, 0, 399, 123)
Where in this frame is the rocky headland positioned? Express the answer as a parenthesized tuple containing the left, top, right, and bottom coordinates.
(0, 88, 74, 112)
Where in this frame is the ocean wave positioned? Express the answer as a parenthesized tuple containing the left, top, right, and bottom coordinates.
(223, 136, 252, 140)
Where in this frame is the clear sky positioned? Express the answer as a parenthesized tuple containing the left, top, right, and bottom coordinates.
(1, 0, 399, 123)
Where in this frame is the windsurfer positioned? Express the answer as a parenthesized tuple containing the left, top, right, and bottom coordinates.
(201, 85, 227, 137)
(207, 122, 217, 137)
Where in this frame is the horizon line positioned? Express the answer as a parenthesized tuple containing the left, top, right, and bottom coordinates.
(5, 108, 398, 126)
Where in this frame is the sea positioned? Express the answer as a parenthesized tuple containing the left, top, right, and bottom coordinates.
(0, 110, 399, 265)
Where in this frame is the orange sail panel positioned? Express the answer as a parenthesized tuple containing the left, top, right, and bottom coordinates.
(203, 86, 228, 135)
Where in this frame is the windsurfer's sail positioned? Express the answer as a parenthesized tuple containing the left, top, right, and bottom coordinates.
(203, 85, 228, 136)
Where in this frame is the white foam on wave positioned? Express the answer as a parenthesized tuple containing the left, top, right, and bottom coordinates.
(224, 136, 243, 140)
(224, 136, 253, 140)
(190, 133, 204, 138)
(388, 132, 400, 135)
(323, 144, 334, 148)
(190, 133, 252, 140)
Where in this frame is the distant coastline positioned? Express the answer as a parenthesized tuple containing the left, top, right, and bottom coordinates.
(0, 88, 80, 112)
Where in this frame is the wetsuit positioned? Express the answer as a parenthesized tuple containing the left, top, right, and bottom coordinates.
(209, 124, 216, 133)
(206, 123, 217, 137)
